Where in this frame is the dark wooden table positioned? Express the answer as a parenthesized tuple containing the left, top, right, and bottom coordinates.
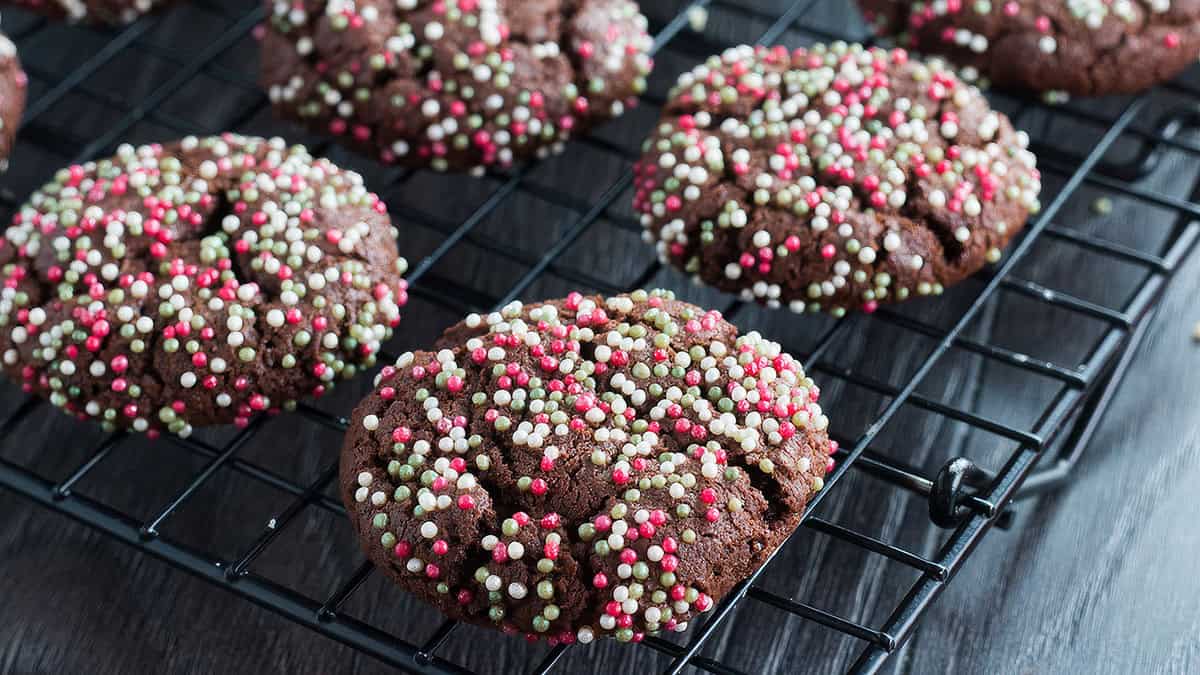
(2, 1, 1199, 674)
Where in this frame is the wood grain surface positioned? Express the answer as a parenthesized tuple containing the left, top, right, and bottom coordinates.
(2, 1, 1199, 674)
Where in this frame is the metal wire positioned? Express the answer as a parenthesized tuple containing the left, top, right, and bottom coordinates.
(0, 1, 1197, 673)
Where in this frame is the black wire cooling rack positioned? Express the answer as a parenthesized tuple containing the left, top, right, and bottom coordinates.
(2, 1, 1199, 673)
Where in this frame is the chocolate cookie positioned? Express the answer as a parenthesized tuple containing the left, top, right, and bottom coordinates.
(858, 0, 1200, 96)
(10, 0, 173, 23)
(0, 134, 409, 437)
(261, 0, 653, 174)
(0, 32, 24, 172)
(634, 43, 1041, 317)
(340, 289, 834, 643)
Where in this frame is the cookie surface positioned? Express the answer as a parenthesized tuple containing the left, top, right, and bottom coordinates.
(11, 0, 172, 23)
(261, 0, 653, 174)
(340, 289, 834, 643)
(634, 43, 1041, 316)
(858, 0, 1200, 96)
(0, 134, 409, 437)
(0, 33, 24, 171)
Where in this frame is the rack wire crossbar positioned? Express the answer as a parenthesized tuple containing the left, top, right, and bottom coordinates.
(0, 1, 1198, 673)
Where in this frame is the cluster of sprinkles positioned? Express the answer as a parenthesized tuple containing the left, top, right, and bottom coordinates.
(870, 0, 1184, 101)
(348, 289, 835, 644)
(634, 43, 1041, 317)
(16, 0, 164, 23)
(264, 0, 653, 174)
(0, 134, 409, 437)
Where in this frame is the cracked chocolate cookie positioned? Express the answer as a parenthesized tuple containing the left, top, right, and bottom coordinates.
(11, 0, 174, 23)
(0, 32, 24, 172)
(341, 289, 835, 643)
(634, 43, 1041, 317)
(858, 0, 1200, 97)
(0, 134, 409, 437)
(261, 0, 654, 174)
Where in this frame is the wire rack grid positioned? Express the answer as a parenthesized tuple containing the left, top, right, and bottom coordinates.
(0, 0, 1198, 674)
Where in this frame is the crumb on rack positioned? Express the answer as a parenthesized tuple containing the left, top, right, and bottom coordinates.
(1043, 90, 1070, 105)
